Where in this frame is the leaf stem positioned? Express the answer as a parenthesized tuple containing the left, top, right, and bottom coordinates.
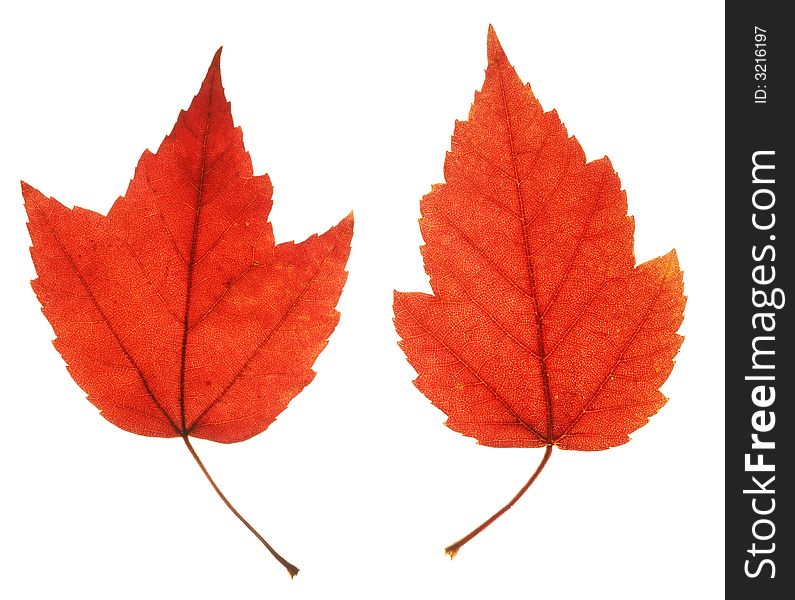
(182, 436, 299, 578)
(445, 444, 553, 559)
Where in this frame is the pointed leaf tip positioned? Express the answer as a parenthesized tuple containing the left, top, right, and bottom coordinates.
(180, 45, 230, 131)
(20, 180, 45, 209)
(486, 25, 507, 65)
(200, 46, 224, 91)
(211, 46, 223, 67)
(20, 181, 35, 210)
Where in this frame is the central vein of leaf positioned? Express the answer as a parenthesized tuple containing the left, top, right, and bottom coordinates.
(496, 65, 554, 442)
(178, 90, 214, 435)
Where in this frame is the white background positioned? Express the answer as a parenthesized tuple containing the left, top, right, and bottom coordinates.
(0, 1, 724, 598)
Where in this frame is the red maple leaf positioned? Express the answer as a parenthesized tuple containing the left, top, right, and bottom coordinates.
(24, 48, 353, 577)
(393, 26, 685, 557)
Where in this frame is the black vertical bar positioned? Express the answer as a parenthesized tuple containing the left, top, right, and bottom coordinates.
(726, 4, 791, 597)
